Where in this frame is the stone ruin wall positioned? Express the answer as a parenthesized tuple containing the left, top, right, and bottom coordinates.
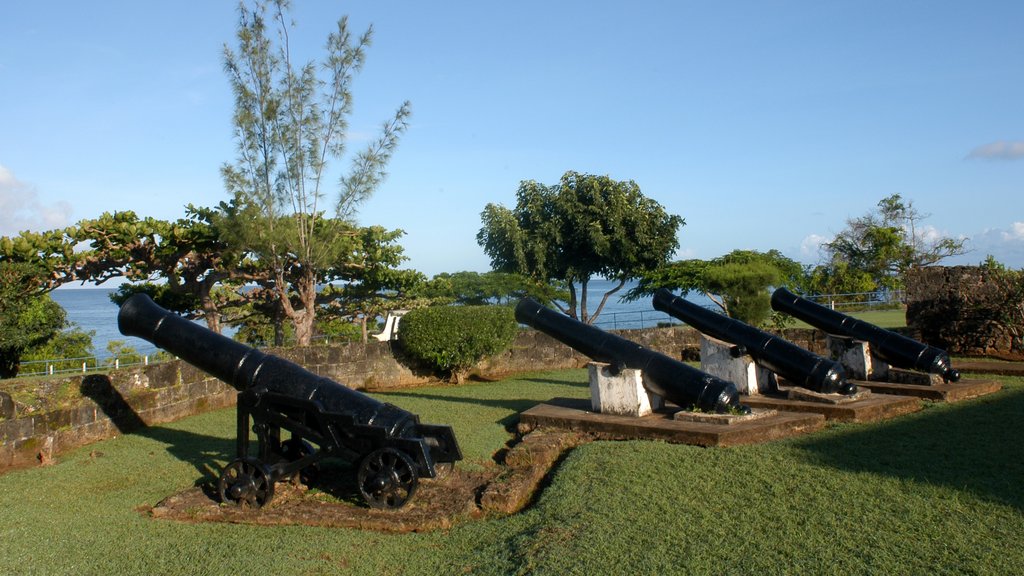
(906, 265, 1024, 360)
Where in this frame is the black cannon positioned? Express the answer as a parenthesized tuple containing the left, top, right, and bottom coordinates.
(514, 298, 749, 414)
(771, 287, 960, 383)
(653, 288, 856, 395)
(117, 294, 461, 510)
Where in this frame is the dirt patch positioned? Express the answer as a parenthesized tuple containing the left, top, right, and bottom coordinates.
(146, 430, 587, 532)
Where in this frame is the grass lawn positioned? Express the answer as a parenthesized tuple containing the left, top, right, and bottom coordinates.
(2, 368, 1023, 575)
(788, 307, 907, 330)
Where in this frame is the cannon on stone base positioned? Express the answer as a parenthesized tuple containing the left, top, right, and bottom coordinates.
(117, 294, 461, 510)
(515, 297, 749, 414)
(771, 287, 960, 383)
(653, 288, 857, 396)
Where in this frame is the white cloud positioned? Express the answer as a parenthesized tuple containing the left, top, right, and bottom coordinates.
(966, 140, 1024, 160)
(945, 222, 1024, 268)
(1003, 221, 1024, 241)
(0, 165, 73, 236)
(800, 233, 829, 260)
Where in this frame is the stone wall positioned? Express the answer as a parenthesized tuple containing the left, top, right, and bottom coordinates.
(906, 266, 1024, 359)
(0, 325, 829, 472)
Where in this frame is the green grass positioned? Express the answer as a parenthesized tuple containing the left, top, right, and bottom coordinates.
(2, 369, 1023, 574)
(788, 307, 907, 330)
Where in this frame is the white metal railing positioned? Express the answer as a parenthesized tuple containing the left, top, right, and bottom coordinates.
(15, 355, 154, 378)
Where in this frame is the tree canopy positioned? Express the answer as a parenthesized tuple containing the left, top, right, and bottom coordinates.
(220, 0, 410, 345)
(477, 171, 683, 324)
(821, 194, 967, 292)
(628, 249, 803, 326)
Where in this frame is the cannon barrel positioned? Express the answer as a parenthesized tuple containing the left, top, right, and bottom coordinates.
(514, 298, 748, 414)
(770, 287, 960, 382)
(653, 288, 856, 395)
(118, 293, 429, 442)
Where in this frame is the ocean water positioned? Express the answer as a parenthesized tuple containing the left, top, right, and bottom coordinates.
(50, 280, 705, 360)
(50, 288, 158, 359)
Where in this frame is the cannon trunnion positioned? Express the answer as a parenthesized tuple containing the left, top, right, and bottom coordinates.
(514, 297, 749, 414)
(653, 288, 856, 396)
(118, 294, 461, 510)
(770, 287, 960, 383)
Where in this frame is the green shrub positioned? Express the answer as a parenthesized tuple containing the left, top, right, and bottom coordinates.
(398, 305, 517, 382)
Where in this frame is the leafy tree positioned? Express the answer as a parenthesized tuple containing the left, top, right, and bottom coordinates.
(398, 305, 517, 383)
(0, 228, 84, 290)
(21, 328, 95, 373)
(0, 262, 69, 378)
(478, 171, 683, 324)
(77, 207, 244, 333)
(221, 0, 410, 345)
(823, 194, 966, 291)
(803, 261, 877, 306)
(103, 340, 143, 368)
(418, 271, 565, 307)
(628, 249, 803, 326)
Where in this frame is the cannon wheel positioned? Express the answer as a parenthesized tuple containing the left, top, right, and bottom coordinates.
(218, 457, 275, 509)
(357, 447, 419, 509)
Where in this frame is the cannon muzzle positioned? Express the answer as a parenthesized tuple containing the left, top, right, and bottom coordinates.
(653, 288, 856, 395)
(770, 287, 960, 383)
(514, 297, 749, 414)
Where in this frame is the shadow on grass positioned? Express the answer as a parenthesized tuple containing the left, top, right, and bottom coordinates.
(519, 376, 589, 387)
(794, 385, 1024, 511)
(378, 390, 541, 415)
(80, 375, 232, 486)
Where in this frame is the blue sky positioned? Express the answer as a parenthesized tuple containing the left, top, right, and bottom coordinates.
(2, 1, 1023, 277)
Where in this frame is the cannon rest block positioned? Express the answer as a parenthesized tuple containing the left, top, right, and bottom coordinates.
(673, 407, 778, 425)
(518, 398, 825, 447)
(778, 384, 871, 405)
(587, 362, 664, 417)
(826, 335, 889, 381)
(739, 388, 920, 423)
(699, 335, 773, 394)
(851, 373, 1002, 402)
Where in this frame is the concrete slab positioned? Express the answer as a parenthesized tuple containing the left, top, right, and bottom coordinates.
(853, 378, 1002, 402)
(518, 397, 825, 448)
(740, 392, 921, 423)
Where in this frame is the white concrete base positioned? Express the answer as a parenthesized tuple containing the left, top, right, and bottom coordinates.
(588, 362, 663, 417)
(700, 335, 774, 395)
(826, 335, 889, 381)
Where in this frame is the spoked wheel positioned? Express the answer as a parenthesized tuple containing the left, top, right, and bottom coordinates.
(357, 448, 419, 509)
(218, 457, 275, 509)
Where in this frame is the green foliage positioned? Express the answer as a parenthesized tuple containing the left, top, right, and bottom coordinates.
(398, 305, 517, 382)
(417, 271, 566, 307)
(630, 249, 802, 326)
(103, 340, 143, 367)
(220, 0, 411, 345)
(804, 260, 878, 304)
(0, 227, 82, 291)
(823, 194, 966, 291)
(0, 263, 69, 378)
(703, 261, 779, 325)
(478, 170, 683, 323)
(21, 328, 96, 371)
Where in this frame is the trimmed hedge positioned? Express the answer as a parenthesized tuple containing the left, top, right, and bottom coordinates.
(398, 305, 518, 382)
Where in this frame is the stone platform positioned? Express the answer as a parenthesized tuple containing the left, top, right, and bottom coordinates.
(518, 397, 825, 448)
(852, 378, 1002, 402)
(739, 391, 921, 423)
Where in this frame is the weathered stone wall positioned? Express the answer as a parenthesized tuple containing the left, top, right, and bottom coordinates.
(906, 266, 1024, 359)
(0, 325, 830, 472)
